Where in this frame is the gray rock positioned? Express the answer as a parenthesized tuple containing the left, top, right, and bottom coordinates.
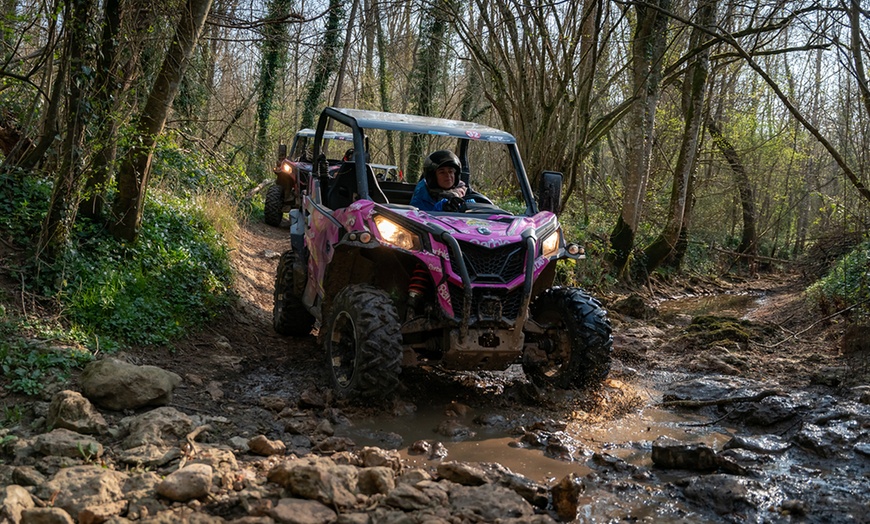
(476, 462, 549, 508)
(396, 468, 432, 486)
(0, 484, 35, 524)
(36, 465, 128, 520)
(46, 390, 108, 435)
(121, 406, 195, 449)
(436, 461, 487, 486)
(248, 434, 286, 456)
(270, 498, 337, 524)
(724, 434, 790, 454)
(357, 467, 395, 495)
(358, 447, 400, 470)
(793, 422, 860, 458)
(734, 395, 804, 426)
(228, 436, 250, 452)
(116, 444, 181, 467)
(681, 474, 769, 516)
(267, 456, 358, 508)
(156, 464, 213, 502)
(384, 483, 433, 511)
(449, 483, 534, 521)
(20, 507, 74, 524)
(12, 466, 47, 487)
(80, 358, 182, 411)
(32, 428, 103, 459)
(651, 435, 717, 471)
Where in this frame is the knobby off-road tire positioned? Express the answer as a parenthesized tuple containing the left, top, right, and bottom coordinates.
(523, 287, 612, 389)
(324, 284, 403, 399)
(273, 250, 314, 336)
(264, 184, 285, 227)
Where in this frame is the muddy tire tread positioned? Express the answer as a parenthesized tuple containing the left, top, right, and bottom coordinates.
(326, 284, 402, 399)
(264, 184, 284, 227)
(525, 287, 613, 389)
(273, 250, 314, 336)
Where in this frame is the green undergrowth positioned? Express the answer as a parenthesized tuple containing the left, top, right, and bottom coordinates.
(58, 190, 236, 347)
(0, 305, 97, 396)
(806, 237, 870, 319)
(0, 141, 246, 395)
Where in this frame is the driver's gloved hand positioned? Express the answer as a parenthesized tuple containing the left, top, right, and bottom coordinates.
(442, 196, 467, 212)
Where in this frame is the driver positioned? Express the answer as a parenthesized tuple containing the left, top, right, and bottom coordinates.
(410, 150, 468, 211)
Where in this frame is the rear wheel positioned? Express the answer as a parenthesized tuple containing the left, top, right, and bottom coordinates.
(523, 287, 612, 389)
(264, 184, 285, 227)
(273, 250, 314, 336)
(324, 285, 402, 399)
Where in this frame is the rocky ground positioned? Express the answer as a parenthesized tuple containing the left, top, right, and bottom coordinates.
(0, 220, 868, 523)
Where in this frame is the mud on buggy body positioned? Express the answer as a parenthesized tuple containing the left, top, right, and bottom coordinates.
(273, 107, 613, 399)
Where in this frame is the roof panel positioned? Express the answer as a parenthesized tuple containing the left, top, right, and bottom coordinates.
(330, 108, 516, 144)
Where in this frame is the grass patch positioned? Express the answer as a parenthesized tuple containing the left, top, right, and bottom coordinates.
(59, 190, 236, 346)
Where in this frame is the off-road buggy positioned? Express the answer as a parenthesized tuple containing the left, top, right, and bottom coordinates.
(265, 129, 353, 227)
(273, 108, 612, 399)
(266, 129, 401, 227)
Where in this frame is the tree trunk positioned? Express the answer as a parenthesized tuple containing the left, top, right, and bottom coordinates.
(38, 0, 91, 264)
(110, 0, 214, 242)
(374, 0, 395, 163)
(406, 0, 450, 182)
(300, 0, 346, 129)
(332, 0, 359, 108)
(254, 0, 292, 180)
(707, 118, 757, 259)
(608, 0, 670, 274)
(78, 0, 122, 220)
(642, 0, 714, 275)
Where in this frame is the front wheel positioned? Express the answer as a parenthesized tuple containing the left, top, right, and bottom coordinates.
(273, 251, 315, 336)
(523, 287, 612, 389)
(264, 184, 285, 227)
(323, 285, 403, 399)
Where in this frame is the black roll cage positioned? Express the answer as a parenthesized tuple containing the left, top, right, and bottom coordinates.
(312, 107, 539, 215)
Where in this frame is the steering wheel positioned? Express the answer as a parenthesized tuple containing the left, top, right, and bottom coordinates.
(465, 191, 494, 205)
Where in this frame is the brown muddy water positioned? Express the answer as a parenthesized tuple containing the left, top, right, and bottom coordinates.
(341, 293, 764, 485)
(339, 388, 733, 485)
(656, 292, 764, 320)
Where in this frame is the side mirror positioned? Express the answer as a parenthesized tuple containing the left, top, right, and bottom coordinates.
(277, 144, 287, 159)
(537, 171, 563, 214)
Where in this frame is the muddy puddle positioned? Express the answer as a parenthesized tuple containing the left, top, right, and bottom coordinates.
(656, 292, 764, 320)
(337, 380, 733, 485)
(657, 293, 765, 319)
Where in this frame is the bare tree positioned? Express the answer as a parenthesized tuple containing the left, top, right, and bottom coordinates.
(111, 0, 214, 242)
(642, 0, 716, 274)
(38, 0, 92, 263)
(608, 0, 670, 274)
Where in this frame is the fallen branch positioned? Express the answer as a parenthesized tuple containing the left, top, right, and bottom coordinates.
(178, 424, 212, 469)
(712, 245, 792, 265)
(755, 298, 870, 349)
(659, 389, 784, 408)
(244, 179, 272, 201)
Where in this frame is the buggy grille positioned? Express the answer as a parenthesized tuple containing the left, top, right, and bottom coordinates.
(450, 241, 527, 284)
(448, 285, 524, 322)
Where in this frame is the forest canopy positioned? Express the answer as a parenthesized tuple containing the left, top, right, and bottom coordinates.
(1, 0, 868, 289)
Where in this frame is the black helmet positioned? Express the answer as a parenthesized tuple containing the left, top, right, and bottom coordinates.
(423, 150, 461, 188)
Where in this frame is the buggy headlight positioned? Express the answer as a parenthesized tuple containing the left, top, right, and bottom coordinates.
(541, 230, 561, 258)
(281, 160, 293, 173)
(374, 215, 422, 251)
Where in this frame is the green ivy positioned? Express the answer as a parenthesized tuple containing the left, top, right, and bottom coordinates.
(60, 191, 235, 346)
(806, 238, 870, 318)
